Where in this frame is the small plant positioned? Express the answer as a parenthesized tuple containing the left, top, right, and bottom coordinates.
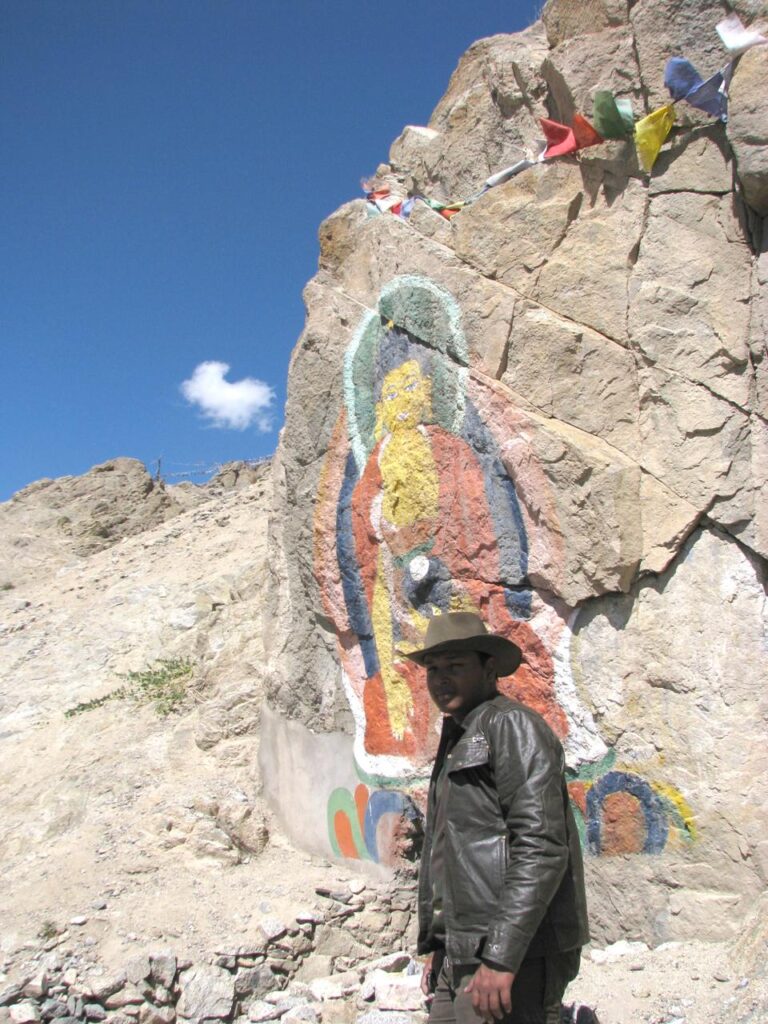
(38, 919, 59, 940)
(0, 582, 14, 591)
(119, 657, 194, 716)
(64, 688, 127, 717)
(65, 657, 194, 718)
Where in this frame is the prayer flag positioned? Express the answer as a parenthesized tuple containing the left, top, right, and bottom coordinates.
(716, 13, 768, 54)
(592, 91, 634, 139)
(635, 104, 676, 172)
(684, 66, 729, 120)
(665, 57, 729, 120)
(664, 57, 703, 100)
(540, 118, 578, 158)
(572, 113, 604, 149)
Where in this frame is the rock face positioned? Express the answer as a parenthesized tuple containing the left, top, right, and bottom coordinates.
(0, 459, 182, 588)
(261, 0, 768, 949)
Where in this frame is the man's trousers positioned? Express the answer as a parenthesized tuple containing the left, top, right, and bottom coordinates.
(427, 950, 581, 1024)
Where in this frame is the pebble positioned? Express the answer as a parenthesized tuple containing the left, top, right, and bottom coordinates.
(9, 1004, 41, 1024)
(246, 1001, 282, 1023)
(713, 972, 730, 983)
(68, 919, 87, 928)
(258, 919, 287, 942)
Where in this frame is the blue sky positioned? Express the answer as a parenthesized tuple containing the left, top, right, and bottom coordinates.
(2, 0, 541, 500)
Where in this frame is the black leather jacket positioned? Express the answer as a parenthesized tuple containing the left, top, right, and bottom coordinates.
(417, 694, 589, 973)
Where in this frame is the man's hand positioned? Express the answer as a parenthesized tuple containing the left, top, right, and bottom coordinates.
(420, 952, 436, 998)
(463, 963, 515, 1022)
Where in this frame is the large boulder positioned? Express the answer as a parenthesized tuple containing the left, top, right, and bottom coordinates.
(261, 0, 767, 951)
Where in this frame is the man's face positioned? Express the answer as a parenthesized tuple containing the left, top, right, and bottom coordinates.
(424, 650, 497, 722)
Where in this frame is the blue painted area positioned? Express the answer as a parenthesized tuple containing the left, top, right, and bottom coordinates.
(402, 555, 455, 617)
(504, 588, 533, 620)
(462, 400, 529, 583)
(363, 789, 421, 862)
(336, 450, 379, 678)
(586, 771, 669, 855)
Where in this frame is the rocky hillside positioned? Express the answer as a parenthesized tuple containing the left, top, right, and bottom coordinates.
(0, 459, 276, 953)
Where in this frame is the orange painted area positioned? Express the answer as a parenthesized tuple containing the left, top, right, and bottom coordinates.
(362, 660, 435, 759)
(568, 781, 588, 817)
(354, 784, 369, 832)
(601, 791, 645, 854)
(334, 811, 359, 859)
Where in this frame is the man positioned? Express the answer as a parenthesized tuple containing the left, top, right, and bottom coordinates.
(405, 612, 589, 1024)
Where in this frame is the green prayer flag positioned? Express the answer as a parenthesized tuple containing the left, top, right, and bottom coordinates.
(592, 91, 634, 139)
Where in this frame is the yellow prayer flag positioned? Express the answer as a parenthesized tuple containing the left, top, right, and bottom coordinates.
(634, 104, 676, 172)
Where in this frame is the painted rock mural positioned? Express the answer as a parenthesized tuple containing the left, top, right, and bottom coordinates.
(260, 0, 767, 946)
(312, 276, 693, 864)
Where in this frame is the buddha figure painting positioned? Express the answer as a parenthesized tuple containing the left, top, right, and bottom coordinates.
(314, 276, 594, 784)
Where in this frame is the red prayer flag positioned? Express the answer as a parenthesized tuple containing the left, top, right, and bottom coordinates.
(572, 113, 603, 149)
(540, 117, 578, 158)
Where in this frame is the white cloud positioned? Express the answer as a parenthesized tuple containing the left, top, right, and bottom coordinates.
(180, 361, 275, 431)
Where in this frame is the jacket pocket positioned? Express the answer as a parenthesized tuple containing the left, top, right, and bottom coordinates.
(448, 831, 507, 924)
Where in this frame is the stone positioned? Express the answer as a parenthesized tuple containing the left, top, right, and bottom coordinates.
(360, 955, 411, 976)
(147, 958, 174, 991)
(355, 1014, 412, 1024)
(0, 988, 24, 1008)
(628, 191, 753, 409)
(453, 162, 586, 297)
(589, 940, 649, 963)
(40, 1002, 69, 1022)
(294, 911, 324, 927)
(23, 974, 48, 1000)
(281, 1010, 319, 1024)
(542, 0, 629, 48)
(126, 960, 151, 987)
(368, 974, 423, 1013)
(310, 929, 369, 964)
(293, 960, 333, 986)
(65, 997, 83, 1020)
(573, 527, 767, 940)
(104, 989, 144, 1011)
(0, 458, 183, 587)
(137, 1007, 175, 1024)
(727, 44, 768, 214)
(307, 972, 360, 1002)
(501, 303, 640, 457)
(246, 1004, 281, 1023)
(83, 1006, 107, 1022)
(533, 177, 647, 345)
(543, 27, 641, 124)
(258, 920, 287, 943)
(631, 0, 730, 113)
(84, 975, 127, 1003)
(234, 969, 278, 1001)
(176, 965, 234, 1022)
(9, 1006, 40, 1024)
(390, 28, 550, 200)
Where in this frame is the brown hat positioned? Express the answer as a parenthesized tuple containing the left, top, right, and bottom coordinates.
(403, 612, 522, 677)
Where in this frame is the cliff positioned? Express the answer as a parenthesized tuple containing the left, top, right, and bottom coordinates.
(261, 0, 768, 949)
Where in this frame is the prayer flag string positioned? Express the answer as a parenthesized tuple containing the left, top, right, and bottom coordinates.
(364, 13, 767, 217)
